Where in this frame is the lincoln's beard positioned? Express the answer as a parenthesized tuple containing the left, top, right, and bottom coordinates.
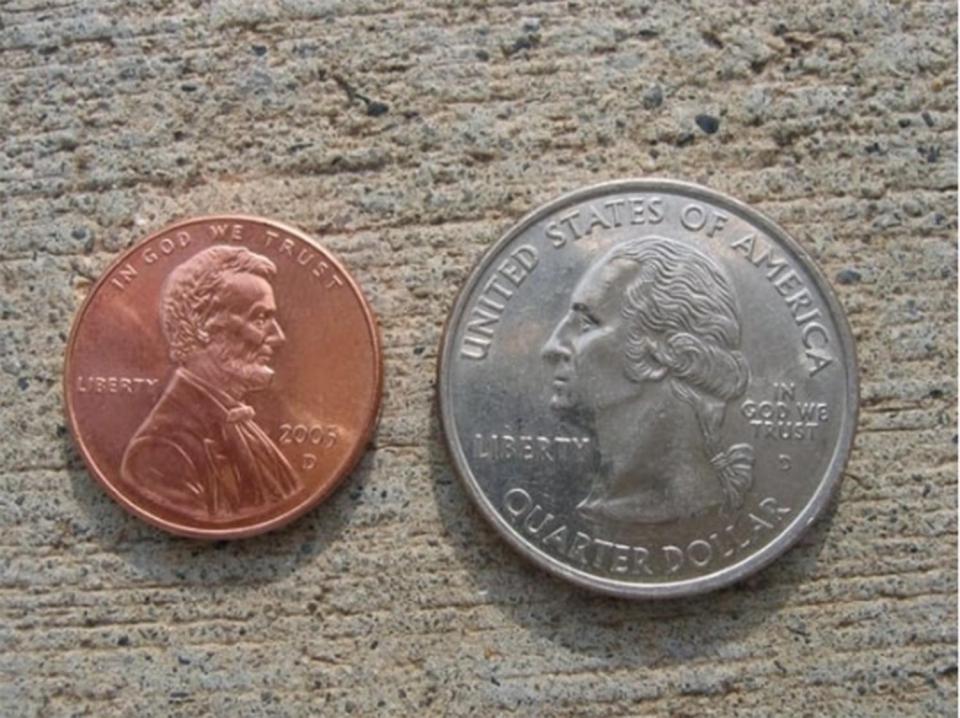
(213, 339, 275, 394)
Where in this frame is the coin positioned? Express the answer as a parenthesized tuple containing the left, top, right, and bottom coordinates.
(438, 180, 858, 597)
(64, 215, 382, 539)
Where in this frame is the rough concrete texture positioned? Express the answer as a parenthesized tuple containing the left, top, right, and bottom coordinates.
(0, 1, 957, 716)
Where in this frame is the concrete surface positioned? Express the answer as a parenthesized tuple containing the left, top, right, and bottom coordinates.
(0, 1, 956, 716)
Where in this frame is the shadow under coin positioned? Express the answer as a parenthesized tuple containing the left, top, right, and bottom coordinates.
(62, 434, 365, 587)
(428, 405, 843, 671)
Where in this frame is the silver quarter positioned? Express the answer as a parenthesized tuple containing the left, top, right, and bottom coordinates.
(438, 179, 858, 598)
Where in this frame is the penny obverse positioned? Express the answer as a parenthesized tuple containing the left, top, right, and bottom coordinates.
(65, 215, 382, 539)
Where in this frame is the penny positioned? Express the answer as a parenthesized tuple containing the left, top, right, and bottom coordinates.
(64, 215, 382, 539)
(438, 180, 858, 597)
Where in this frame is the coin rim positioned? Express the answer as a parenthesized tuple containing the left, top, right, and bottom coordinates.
(63, 214, 384, 540)
(438, 178, 860, 598)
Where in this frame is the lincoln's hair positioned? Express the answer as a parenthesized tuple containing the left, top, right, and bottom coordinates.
(608, 237, 754, 508)
(160, 245, 277, 364)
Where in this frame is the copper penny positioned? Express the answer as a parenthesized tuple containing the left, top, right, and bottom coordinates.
(64, 215, 383, 539)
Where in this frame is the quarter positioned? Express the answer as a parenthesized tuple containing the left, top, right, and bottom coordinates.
(64, 215, 382, 539)
(438, 180, 858, 597)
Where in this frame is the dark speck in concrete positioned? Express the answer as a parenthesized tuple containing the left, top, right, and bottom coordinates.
(17, 377, 28, 390)
(695, 114, 720, 134)
(476, 49, 489, 61)
(366, 100, 389, 117)
(117, 635, 130, 646)
(922, 111, 935, 127)
(642, 85, 663, 110)
(252, 45, 267, 56)
(332, 74, 389, 117)
(701, 31, 723, 49)
(918, 145, 940, 163)
(181, 84, 198, 92)
(836, 268, 862, 285)
(503, 33, 540, 58)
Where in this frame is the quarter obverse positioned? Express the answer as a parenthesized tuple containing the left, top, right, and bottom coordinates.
(439, 180, 858, 597)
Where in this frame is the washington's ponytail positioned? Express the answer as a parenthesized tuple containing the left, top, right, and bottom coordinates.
(615, 237, 755, 510)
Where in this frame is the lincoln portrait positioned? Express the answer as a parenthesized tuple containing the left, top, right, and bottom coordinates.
(541, 236, 754, 524)
(120, 245, 302, 521)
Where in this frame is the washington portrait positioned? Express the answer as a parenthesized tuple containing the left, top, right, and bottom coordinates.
(120, 245, 302, 520)
(542, 236, 754, 524)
